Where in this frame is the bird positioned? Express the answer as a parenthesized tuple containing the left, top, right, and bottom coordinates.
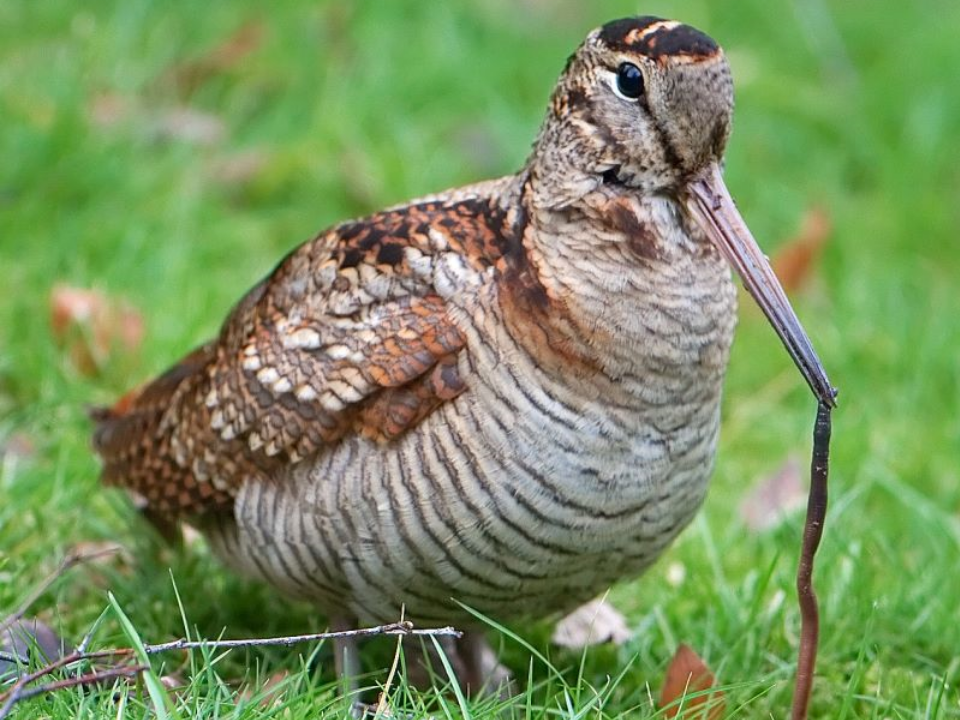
(92, 16, 834, 692)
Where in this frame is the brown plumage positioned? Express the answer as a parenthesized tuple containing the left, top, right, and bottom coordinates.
(93, 16, 833, 692)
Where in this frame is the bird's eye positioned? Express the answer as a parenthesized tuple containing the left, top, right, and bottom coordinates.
(615, 62, 645, 100)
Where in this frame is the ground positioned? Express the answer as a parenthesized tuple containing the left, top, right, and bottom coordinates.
(1, 0, 959, 717)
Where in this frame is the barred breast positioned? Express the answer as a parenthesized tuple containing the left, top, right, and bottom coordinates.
(204, 192, 737, 625)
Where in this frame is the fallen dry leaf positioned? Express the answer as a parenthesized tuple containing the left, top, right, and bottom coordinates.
(771, 207, 832, 294)
(49, 285, 144, 375)
(551, 597, 631, 649)
(159, 672, 187, 692)
(163, 20, 265, 97)
(739, 455, 806, 532)
(660, 644, 725, 719)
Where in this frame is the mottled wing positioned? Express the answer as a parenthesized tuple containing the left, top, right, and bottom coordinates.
(92, 198, 512, 518)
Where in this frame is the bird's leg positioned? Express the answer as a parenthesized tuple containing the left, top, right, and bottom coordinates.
(404, 635, 466, 690)
(405, 631, 513, 696)
(331, 615, 361, 696)
(460, 630, 513, 698)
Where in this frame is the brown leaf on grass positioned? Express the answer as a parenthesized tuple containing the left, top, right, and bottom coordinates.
(159, 671, 187, 693)
(551, 598, 631, 649)
(771, 207, 832, 294)
(739, 455, 806, 532)
(49, 285, 144, 376)
(660, 644, 725, 719)
(163, 21, 265, 97)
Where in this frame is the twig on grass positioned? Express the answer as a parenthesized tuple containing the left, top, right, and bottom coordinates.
(0, 620, 461, 719)
(139, 620, 460, 655)
(0, 661, 148, 718)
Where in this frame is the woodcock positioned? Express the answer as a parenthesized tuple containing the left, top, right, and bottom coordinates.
(93, 16, 834, 690)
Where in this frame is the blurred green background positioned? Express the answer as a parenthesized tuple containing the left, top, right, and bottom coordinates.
(1, 0, 959, 717)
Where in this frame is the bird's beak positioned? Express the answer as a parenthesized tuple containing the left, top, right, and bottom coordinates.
(686, 163, 837, 406)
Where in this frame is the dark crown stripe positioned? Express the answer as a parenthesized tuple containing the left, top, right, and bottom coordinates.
(599, 17, 720, 60)
(598, 16, 664, 48)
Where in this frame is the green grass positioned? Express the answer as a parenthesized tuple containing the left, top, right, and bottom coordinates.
(2, 0, 959, 716)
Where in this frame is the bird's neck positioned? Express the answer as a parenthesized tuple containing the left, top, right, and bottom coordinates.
(496, 174, 738, 387)
(524, 122, 606, 211)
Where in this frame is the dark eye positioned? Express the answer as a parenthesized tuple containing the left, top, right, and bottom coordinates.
(615, 62, 644, 100)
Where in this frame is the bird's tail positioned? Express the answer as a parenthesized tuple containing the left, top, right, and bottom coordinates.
(91, 342, 230, 525)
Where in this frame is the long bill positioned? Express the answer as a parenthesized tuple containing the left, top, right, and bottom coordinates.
(686, 163, 837, 407)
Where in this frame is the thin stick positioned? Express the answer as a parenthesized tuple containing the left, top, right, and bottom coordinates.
(790, 401, 832, 720)
(0, 544, 122, 636)
(0, 663, 148, 714)
(0, 648, 133, 719)
(140, 621, 460, 655)
(0, 621, 461, 719)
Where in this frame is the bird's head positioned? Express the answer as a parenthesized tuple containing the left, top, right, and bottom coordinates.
(538, 16, 733, 195)
(529, 16, 836, 406)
